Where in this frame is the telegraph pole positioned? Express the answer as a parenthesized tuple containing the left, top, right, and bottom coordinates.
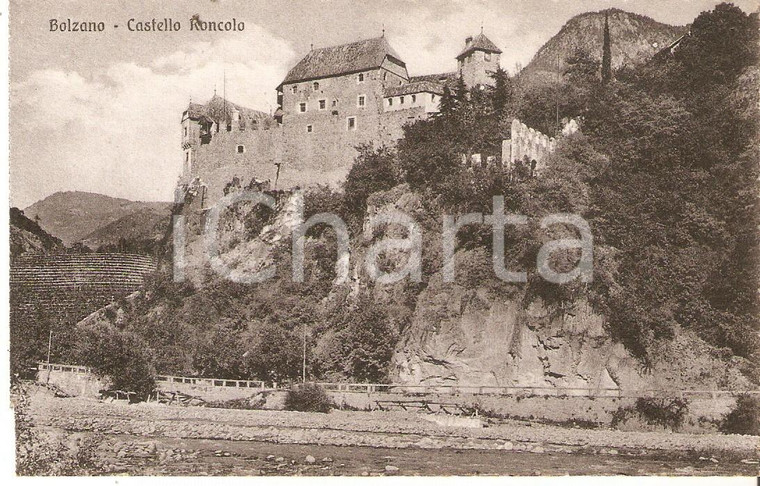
(556, 50, 560, 136)
(302, 325, 307, 383)
(45, 329, 52, 384)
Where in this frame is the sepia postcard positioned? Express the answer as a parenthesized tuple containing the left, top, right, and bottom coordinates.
(5, 0, 760, 481)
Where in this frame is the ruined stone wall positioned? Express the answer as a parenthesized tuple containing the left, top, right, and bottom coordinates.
(502, 118, 556, 172)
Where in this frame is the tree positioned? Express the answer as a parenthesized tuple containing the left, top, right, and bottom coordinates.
(343, 144, 398, 221)
(244, 322, 302, 383)
(342, 299, 399, 383)
(438, 85, 456, 118)
(488, 67, 514, 118)
(601, 10, 612, 84)
(454, 75, 468, 106)
(75, 322, 156, 400)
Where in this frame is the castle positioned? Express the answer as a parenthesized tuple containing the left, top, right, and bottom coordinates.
(176, 33, 504, 207)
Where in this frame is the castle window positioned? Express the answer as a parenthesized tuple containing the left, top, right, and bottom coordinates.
(485, 52, 492, 62)
(299, 102, 307, 113)
(237, 145, 245, 154)
(388, 98, 393, 106)
(347, 116, 356, 131)
(183, 127, 188, 137)
(185, 152, 189, 162)
(319, 99, 326, 110)
(383, 72, 387, 81)
(332, 100, 337, 107)
(313, 81, 320, 90)
(411, 94, 416, 103)
(358, 73, 364, 83)
(358, 95, 365, 107)
(400, 96, 405, 104)
(292, 85, 298, 93)
(307, 124, 313, 133)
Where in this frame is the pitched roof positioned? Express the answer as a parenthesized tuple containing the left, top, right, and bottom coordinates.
(279, 37, 406, 87)
(384, 80, 446, 97)
(456, 33, 502, 60)
(184, 95, 272, 123)
(410, 72, 458, 87)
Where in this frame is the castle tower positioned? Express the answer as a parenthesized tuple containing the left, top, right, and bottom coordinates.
(456, 32, 502, 88)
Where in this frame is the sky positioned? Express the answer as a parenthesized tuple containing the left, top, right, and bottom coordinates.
(9, 0, 759, 208)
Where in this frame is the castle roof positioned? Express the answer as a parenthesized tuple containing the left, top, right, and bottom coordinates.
(382, 72, 457, 97)
(384, 80, 445, 97)
(409, 72, 458, 86)
(279, 37, 406, 87)
(184, 95, 272, 123)
(456, 33, 502, 60)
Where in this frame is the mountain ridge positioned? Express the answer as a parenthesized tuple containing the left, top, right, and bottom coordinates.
(520, 8, 685, 84)
(24, 191, 172, 247)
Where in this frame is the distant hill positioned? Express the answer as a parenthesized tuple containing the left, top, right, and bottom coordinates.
(520, 8, 685, 85)
(79, 206, 171, 250)
(23, 191, 172, 247)
(10, 207, 64, 259)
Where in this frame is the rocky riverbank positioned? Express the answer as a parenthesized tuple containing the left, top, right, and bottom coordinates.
(27, 394, 759, 463)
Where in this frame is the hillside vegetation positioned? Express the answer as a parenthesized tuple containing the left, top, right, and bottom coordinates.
(10, 207, 64, 259)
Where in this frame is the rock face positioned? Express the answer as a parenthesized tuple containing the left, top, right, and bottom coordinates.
(520, 8, 684, 86)
(10, 207, 63, 258)
(393, 261, 643, 391)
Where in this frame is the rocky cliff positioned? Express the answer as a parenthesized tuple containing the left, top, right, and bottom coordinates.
(520, 8, 684, 85)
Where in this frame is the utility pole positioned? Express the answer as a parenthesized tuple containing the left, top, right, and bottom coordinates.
(302, 324, 307, 383)
(274, 162, 282, 189)
(556, 49, 560, 136)
(45, 329, 52, 384)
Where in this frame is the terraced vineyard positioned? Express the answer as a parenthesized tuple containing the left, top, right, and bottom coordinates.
(10, 253, 157, 323)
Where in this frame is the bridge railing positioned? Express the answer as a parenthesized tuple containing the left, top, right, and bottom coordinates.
(37, 363, 267, 390)
(37, 363, 760, 398)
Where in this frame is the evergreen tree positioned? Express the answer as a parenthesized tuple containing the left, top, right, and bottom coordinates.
(488, 67, 513, 118)
(438, 85, 456, 117)
(602, 10, 612, 84)
(455, 75, 468, 106)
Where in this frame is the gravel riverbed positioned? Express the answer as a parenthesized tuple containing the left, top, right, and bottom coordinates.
(23, 394, 760, 475)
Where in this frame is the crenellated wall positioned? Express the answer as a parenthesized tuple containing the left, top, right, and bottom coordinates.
(182, 104, 425, 207)
(502, 118, 556, 173)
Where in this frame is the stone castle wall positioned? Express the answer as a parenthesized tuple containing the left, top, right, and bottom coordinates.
(502, 118, 556, 173)
(189, 101, 426, 206)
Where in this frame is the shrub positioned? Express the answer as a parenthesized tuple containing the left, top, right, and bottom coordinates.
(719, 394, 760, 435)
(284, 383, 332, 413)
(74, 322, 156, 400)
(611, 397, 689, 431)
